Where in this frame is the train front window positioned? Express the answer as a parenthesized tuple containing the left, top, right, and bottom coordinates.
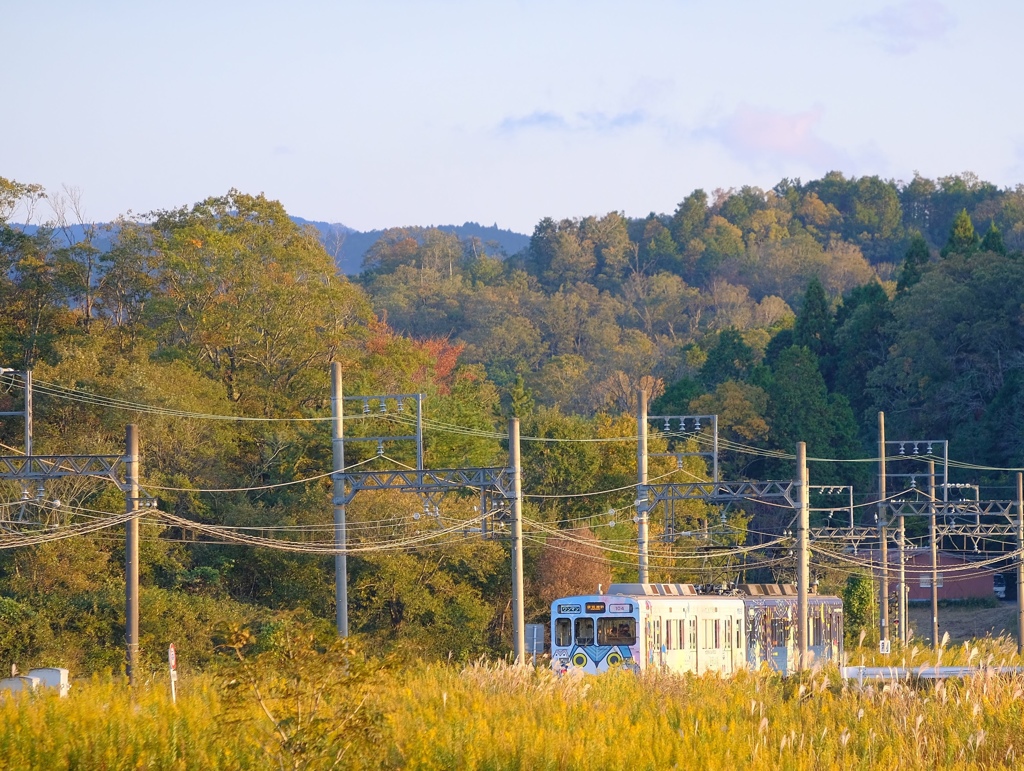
(598, 617, 636, 646)
(575, 618, 595, 645)
(555, 618, 572, 647)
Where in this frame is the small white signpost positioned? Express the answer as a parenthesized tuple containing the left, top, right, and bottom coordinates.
(168, 643, 178, 704)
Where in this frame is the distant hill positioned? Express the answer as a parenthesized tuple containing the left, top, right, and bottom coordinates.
(16, 218, 530, 277)
(293, 218, 530, 275)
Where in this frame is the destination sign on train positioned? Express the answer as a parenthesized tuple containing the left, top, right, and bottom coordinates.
(585, 602, 606, 613)
(558, 604, 581, 614)
(608, 603, 632, 614)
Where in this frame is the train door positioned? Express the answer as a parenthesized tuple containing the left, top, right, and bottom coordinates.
(643, 606, 651, 667)
(655, 617, 664, 670)
(746, 606, 762, 668)
(698, 615, 712, 674)
(769, 603, 793, 674)
(734, 610, 745, 671)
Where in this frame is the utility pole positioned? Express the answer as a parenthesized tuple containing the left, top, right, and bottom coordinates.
(637, 390, 649, 583)
(23, 369, 32, 457)
(1017, 472, 1023, 656)
(330, 363, 348, 637)
(125, 424, 139, 685)
(878, 411, 889, 648)
(797, 442, 809, 670)
(930, 460, 939, 651)
(898, 483, 907, 646)
(509, 417, 525, 664)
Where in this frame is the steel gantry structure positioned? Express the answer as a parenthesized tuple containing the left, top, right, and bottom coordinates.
(635, 391, 815, 667)
(329, 364, 527, 662)
(803, 413, 1024, 654)
(635, 397, 1024, 664)
(1, 370, 152, 683)
(635, 390, 796, 571)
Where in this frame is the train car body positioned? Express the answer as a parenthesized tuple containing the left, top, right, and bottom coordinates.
(550, 583, 842, 676)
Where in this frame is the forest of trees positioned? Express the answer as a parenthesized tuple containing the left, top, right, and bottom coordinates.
(3, 170, 1024, 673)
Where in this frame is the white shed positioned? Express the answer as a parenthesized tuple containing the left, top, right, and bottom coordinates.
(28, 668, 71, 697)
(0, 675, 41, 695)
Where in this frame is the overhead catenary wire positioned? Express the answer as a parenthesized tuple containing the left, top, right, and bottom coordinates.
(154, 509, 483, 554)
(522, 533, 794, 574)
(22, 374, 1024, 473)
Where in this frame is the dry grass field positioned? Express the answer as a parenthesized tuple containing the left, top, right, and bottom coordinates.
(4, 635, 1024, 771)
(907, 603, 1020, 647)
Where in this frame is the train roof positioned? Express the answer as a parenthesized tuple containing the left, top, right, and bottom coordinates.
(602, 583, 841, 601)
(607, 582, 806, 597)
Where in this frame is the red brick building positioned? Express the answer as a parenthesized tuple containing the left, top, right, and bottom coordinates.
(858, 549, 998, 602)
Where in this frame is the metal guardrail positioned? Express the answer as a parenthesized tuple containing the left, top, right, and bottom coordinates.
(842, 665, 1024, 682)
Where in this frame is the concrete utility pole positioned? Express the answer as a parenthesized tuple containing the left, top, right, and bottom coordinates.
(899, 485, 907, 646)
(125, 424, 140, 685)
(23, 369, 32, 458)
(637, 390, 649, 584)
(878, 411, 889, 647)
(509, 418, 525, 664)
(1018, 473, 1024, 656)
(797, 442, 809, 670)
(930, 461, 939, 651)
(331, 363, 348, 637)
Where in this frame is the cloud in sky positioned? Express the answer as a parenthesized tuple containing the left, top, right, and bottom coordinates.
(498, 109, 648, 135)
(699, 104, 847, 171)
(856, 1, 955, 55)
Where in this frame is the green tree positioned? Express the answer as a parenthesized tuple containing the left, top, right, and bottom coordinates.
(699, 329, 756, 387)
(941, 208, 979, 258)
(652, 376, 702, 416)
(670, 189, 709, 262)
(759, 346, 860, 483)
(792, 276, 834, 360)
(146, 190, 373, 410)
(896, 233, 930, 294)
(831, 281, 893, 425)
(841, 573, 875, 646)
(980, 221, 1007, 255)
(869, 251, 1024, 463)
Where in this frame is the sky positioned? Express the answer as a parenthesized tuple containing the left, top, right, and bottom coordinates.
(4, 0, 1023, 234)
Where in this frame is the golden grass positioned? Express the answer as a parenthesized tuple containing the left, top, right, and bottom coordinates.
(3, 638, 1024, 771)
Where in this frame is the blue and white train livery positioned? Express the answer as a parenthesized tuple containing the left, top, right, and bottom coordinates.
(551, 583, 842, 676)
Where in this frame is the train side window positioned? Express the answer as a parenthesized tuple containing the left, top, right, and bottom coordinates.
(597, 618, 636, 645)
(736, 620, 742, 649)
(724, 618, 732, 649)
(555, 618, 572, 647)
(771, 617, 786, 647)
(714, 619, 721, 648)
(688, 619, 697, 650)
(575, 618, 595, 646)
(666, 619, 673, 649)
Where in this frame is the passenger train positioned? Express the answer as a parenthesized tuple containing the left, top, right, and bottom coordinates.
(550, 583, 843, 676)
